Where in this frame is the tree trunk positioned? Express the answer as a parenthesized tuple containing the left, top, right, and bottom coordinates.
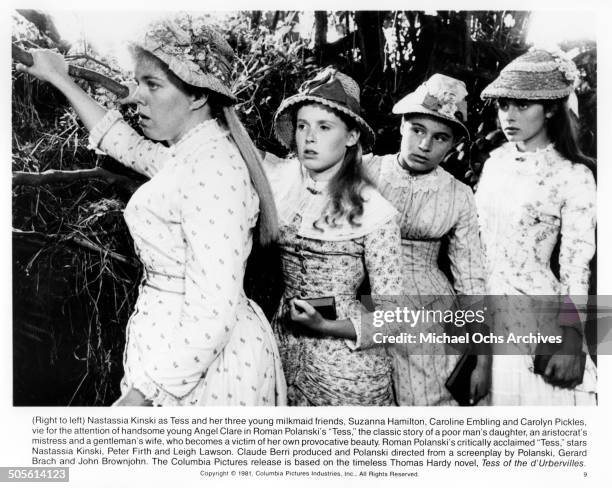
(271, 11, 281, 31)
(354, 11, 384, 80)
(410, 12, 437, 81)
(314, 11, 328, 53)
(250, 11, 262, 30)
(464, 12, 473, 67)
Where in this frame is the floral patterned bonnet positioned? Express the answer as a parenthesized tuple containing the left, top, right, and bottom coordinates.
(130, 14, 237, 103)
(273, 67, 376, 152)
(392, 74, 470, 141)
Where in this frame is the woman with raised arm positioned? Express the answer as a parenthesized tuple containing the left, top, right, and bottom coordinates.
(17, 15, 286, 406)
(476, 49, 597, 405)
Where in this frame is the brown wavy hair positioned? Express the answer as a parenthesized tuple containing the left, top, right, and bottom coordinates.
(543, 98, 596, 177)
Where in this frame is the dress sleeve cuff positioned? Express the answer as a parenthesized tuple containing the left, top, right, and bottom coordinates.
(345, 320, 362, 351)
(130, 374, 186, 407)
(87, 110, 123, 154)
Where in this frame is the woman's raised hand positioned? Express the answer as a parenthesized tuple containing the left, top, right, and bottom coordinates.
(16, 48, 107, 132)
(16, 49, 70, 85)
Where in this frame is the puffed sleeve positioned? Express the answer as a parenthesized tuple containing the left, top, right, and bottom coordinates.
(261, 152, 303, 223)
(261, 151, 291, 177)
(360, 153, 384, 185)
(261, 151, 300, 194)
(447, 182, 486, 295)
(559, 164, 596, 296)
(88, 109, 169, 178)
(136, 145, 252, 399)
(346, 216, 403, 349)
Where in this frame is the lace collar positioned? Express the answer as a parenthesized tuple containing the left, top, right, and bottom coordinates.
(488, 142, 561, 176)
(170, 118, 228, 158)
(302, 166, 332, 196)
(379, 153, 453, 193)
(263, 154, 397, 241)
(503, 142, 556, 161)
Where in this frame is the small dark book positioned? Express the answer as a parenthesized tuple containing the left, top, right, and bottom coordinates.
(301, 296, 337, 320)
(445, 353, 477, 406)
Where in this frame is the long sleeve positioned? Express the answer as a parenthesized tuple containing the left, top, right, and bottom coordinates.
(88, 110, 169, 178)
(447, 183, 486, 295)
(134, 149, 252, 400)
(559, 164, 596, 296)
(347, 216, 403, 349)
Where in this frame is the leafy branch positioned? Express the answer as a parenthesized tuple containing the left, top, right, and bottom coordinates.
(13, 228, 139, 267)
(13, 167, 142, 194)
(12, 43, 129, 98)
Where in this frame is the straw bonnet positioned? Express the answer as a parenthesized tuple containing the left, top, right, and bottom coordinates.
(481, 48, 579, 101)
(273, 67, 376, 152)
(392, 74, 470, 141)
(132, 15, 236, 102)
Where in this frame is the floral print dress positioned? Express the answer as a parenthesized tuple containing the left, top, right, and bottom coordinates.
(359, 153, 486, 406)
(262, 153, 403, 406)
(89, 111, 286, 406)
(475, 143, 597, 405)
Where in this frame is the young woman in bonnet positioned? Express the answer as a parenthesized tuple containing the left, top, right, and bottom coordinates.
(17, 14, 286, 406)
(356, 74, 489, 406)
(262, 68, 404, 405)
(477, 49, 597, 405)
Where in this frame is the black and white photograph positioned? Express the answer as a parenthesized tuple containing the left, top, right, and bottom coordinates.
(9, 7, 599, 407)
(2, 0, 610, 486)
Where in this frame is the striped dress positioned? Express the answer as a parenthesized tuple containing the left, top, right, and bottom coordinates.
(363, 153, 486, 405)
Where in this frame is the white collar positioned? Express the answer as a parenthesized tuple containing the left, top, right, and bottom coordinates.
(265, 156, 397, 241)
(379, 153, 452, 193)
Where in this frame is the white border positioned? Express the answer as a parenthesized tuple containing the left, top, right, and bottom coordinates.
(3, 1, 611, 487)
